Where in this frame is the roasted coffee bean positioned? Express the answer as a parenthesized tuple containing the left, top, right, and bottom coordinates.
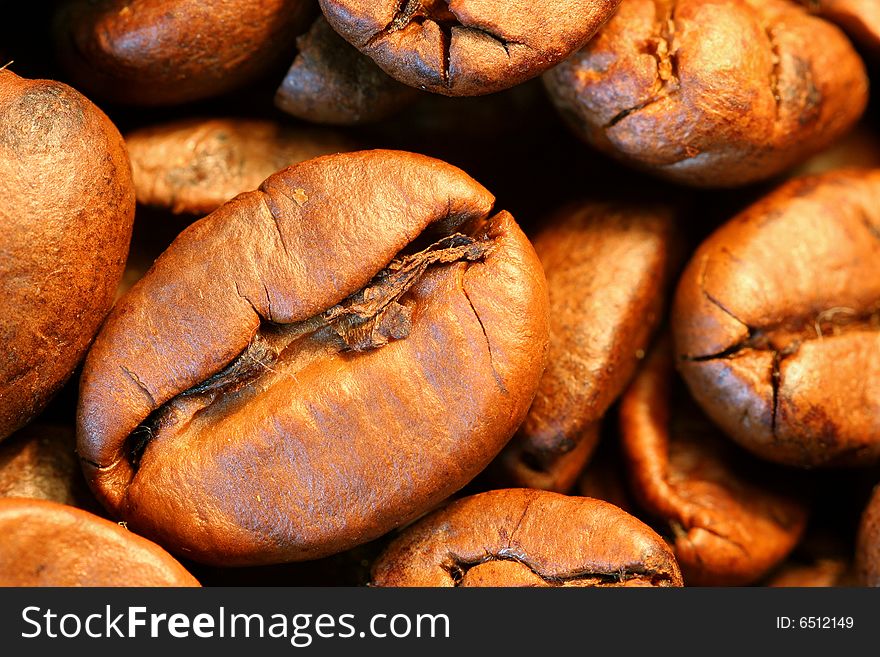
(275, 16, 420, 125)
(491, 200, 678, 492)
(371, 488, 683, 586)
(0, 69, 135, 441)
(620, 338, 808, 586)
(127, 118, 354, 215)
(319, 0, 622, 96)
(0, 498, 199, 586)
(0, 424, 97, 511)
(544, 0, 868, 187)
(856, 484, 880, 586)
(673, 169, 880, 468)
(78, 150, 549, 565)
(55, 0, 314, 106)
(799, 0, 880, 56)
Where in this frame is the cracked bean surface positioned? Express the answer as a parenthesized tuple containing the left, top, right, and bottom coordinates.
(371, 488, 683, 586)
(620, 337, 809, 586)
(544, 0, 868, 187)
(319, 0, 621, 96)
(672, 169, 880, 467)
(77, 150, 549, 565)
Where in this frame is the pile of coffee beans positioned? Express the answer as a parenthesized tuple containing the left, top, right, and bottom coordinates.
(1, 0, 878, 587)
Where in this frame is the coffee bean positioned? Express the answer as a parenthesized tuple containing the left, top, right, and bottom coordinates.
(620, 337, 809, 585)
(55, 0, 315, 105)
(0, 70, 135, 441)
(544, 0, 868, 186)
(673, 169, 880, 467)
(78, 150, 549, 565)
(371, 488, 683, 586)
(275, 16, 420, 125)
(491, 200, 679, 492)
(127, 117, 355, 215)
(319, 0, 622, 95)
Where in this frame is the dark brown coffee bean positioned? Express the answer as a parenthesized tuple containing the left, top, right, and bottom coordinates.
(799, 0, 880, 56)
(78, 150, 549, 565)
(620, 338, 809, 586)
(0, 498, 199, 586)
(673, 169, 880, 468)
(55, 0, 314, 106)
(319, 0, 621, 96)
(371, 488, 683, 586)
(0, 424, 98, 512)
(127, 118, 355, 215)
(491, 200, 678, 492)
(275, 16, 420, 125)
(856, 484, 880, 586)
(544, 0, 868, 187)
(0, 70, 135, 441)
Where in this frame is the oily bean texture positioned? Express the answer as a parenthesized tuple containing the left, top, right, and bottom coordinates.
(492, 201, 678, 492)
(275, 16, 420, 125)
(78, 150, 549, 565)
(319, 0, 622, 96)
(371, 488, 683, 586)
(0, 70, 135, 441)
(544, 0, 868, 187)
(0, 498, 199, 586)
(672, 169, 880, 468)
(56, 0, 314, 106)
(127, 118, 355, 215)
(620, 339, 808, 586)
(857, 485, 880, 586)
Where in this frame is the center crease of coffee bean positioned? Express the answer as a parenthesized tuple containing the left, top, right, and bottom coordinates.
(124, 232, 495, 469)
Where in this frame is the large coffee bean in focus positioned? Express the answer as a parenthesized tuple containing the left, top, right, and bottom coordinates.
(78, 149, 549, 565)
